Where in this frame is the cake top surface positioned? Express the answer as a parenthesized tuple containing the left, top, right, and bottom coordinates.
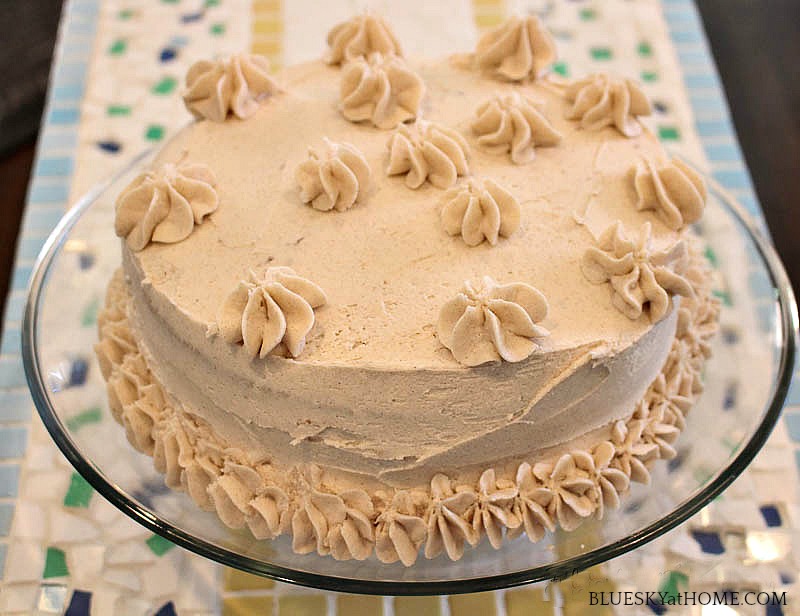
(130, 53, 685, 369)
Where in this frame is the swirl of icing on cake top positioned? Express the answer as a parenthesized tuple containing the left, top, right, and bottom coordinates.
(565, 73, 652, 137)
(475, 15, 557, 81)
(437, 276, 549, 366)
(581, 221, 694, 322)
(324, 13, 402, 65)
(632, 157, 707, 230)
(217, 266, 327, 359)
(295, 138, 371, 212)
(441, 178, 520, 246)
(339, 52, 425, 129)
(386, 119, 470, 189)
(114, 162, 218, 252)
(471, 91, 562, 164)
(183, 53, 280, 122)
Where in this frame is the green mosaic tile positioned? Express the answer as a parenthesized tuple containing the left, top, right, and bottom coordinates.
(146, 533, 176, 556)
(552, 61, 569, 77)
(579, 7, 596, 20)
(81, 297, 100, 326)
(641, 70, 658, 83)
(658, 570, 689, 603)
(43, 547, 69, 578)
(109, 39, 127, 55)
(106, 105, 131, 117)
(210, 22, 226, 35)
(152, 77, 178, 95)
(704, 245, 719, 267)
(637, 41, 653, 57)
(590, 46, 613, 61)
(205, 0, 220, 6)
(118, 8, 135, 19)
(658, 125, 681, 141)
(162, 0, 180, 3)
(63, 472, 93, 508)
(712, 289, 733, 306)
(145, 124, 166, 141)
(66, 407, 103, 431)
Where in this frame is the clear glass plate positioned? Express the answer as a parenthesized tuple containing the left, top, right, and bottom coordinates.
(21, 151, 798, 595)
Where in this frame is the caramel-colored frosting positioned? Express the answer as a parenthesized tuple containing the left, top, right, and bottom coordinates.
(441, 178, 520, 246)
(339, 53, 425, 129)
(217, 266, 327, 358)
(114, 162, 218, 251)
(475, 15, 557, 81)
(295, 138, 371, 212)
(183, 54, 280, 122)
(565, 73, 652, 137)
(324, 13, 402, 65)
(471, 91, 562, 164)
(633, 157, 707, 230)
(437, 276, 549, 366)
(581, 222, 694, 322)
(386, 119, 469, 189)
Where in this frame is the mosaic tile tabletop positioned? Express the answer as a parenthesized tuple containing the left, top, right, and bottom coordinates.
(1, 0, 799, 614)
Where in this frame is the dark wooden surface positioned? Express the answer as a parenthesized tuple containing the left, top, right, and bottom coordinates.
(0, 2, 798, 331)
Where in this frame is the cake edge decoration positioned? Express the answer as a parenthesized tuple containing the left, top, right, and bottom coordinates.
(632, 157, 707, 230)
(564, 73, 652, 138)
(475, 15, 557, 82)
(324, 12, 403, 66)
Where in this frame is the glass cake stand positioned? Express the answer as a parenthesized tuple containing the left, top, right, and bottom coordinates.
(21, 151, 798, 595)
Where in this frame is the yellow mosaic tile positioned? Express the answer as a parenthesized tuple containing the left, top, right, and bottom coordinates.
(277, 594, 327, 616)
(251, 40, 282, 57)
(222, 595, 274, 616)
(393, 595, 442, 616)
(252, 0, 281, 11)
(448, 592, 497, 616)
(505, 588, 554, 616)
(336, 594, 383, 615)
(222, 567, 276, 592)
(253, 18, 283, 35)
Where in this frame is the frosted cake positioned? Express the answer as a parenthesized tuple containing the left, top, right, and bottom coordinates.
(95, 14, 719, 565)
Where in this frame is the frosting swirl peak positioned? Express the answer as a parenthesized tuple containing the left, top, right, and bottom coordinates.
(632, 157, 707, 230)
(471, 91, 562, 164)
(295, 138, 371, 212)
(386, 119, 469, 189)
(324, 13, 402, 65)
(441, 178, 520, 246)
(217, 267, 327, 358)
(183, 53, 280, 122)
(437, 276, 549, 366)
(475, 15, 557, 81)
(565, 73, 651, 137)
(339, 53, 425, 129)
(114, 162, 218, 251)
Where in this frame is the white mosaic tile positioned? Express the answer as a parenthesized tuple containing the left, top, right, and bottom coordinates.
(106, 541, 156, 566)
(113, 594, 153, 616)
(20, 470, 69, 502)
(140, 558, 179, 599)
(103, 515, 148, 542)
(0, 582, 39, 612)
(102, 567, 142, 592)
(49, 510, 100, 543)
(10, 500, 46, 541)
(66, 544, 106, 585)
(3, 542, 44, 583)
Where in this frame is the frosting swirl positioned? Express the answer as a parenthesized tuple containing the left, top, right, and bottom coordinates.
(324, 13, 402, 65)
(183, 53, 280, 122)
(565, 73, 652, 137)
(424, 475, 478, 561)
(114, 162, 218, 252)
(581, 222, 694, 322)
(471, 92, 562, 164)
(440, 178, 520, 246)
(374, 490, 427, 566)
(532, 454, 596, 531)
(217, 266, 327, 359)
(633, 157, 707, 230)
(295, 138, 371, 212)
(471, 469, 520, 549)
(437, 276, 549, 366)
(475, 15, 557, 81)
(386, 119, 470, 189)
(507, 462, 555, 543)
(339, 52, 425, 129)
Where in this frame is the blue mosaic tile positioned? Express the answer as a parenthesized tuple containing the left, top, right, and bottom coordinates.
(170, 34, 189, 47)
(704, 141, 742, 161)
(0, 543, 6, 577)
(691, 529, 725, 554)
(18, 236, 47, 260)
(65, 18, 96, 36)
(48, 107, 81, 125)
(0, 326, 20, 355)
(155, 601, 178, 616)
(0, 427, 28, 459)
(0, 391, 32, 422)
(97, 139, 122, 153)
(670, 29, 704, 44)
(785, 411, 800, 442)
(39, 130, 79, 151)
(0, 502, 14, 535)
(647, 597, 667, 615)
(0, 465, 20, 497)
(181, 11, 205, 23)
(3, 293, 25, 324)
(677, 49, 714, 67)
(759, 504, 783, 527)
(696, 119, 734, 137)
(69, 357, 89, 387)
(780, 571, 795, 585)
(34, 157, 74, 177)
(10, 265, 32, 291)
(0, 358, 26, 388)
(52, 61, 88, 84)
(65, 590, 92, 616)
(713, 169, 753, 191)
(22, 207, 65, 232)
(52, 83, 84, 101)
(28, 182, 70, 204)
(723, 383, 738, 410)
(159, 47, 177, 62)
(720, 326, 740, 345)
(79, 251, 95, 270)
(766, 603, 785, 616)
